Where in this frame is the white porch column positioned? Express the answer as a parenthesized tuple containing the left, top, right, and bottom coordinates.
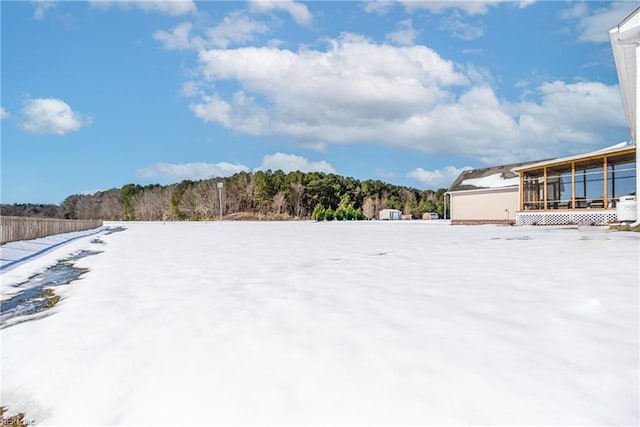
(635, 44, 640, 226)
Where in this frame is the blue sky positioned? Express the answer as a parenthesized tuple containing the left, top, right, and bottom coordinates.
(1, 0, 638, 204)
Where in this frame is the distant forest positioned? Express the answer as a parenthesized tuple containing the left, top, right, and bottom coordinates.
(1, 171, 447, 221)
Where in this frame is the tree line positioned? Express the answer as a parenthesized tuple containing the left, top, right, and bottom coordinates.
(2, 171, 448, 221)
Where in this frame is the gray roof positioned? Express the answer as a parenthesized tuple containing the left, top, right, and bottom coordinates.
(448, 160, 547, 193)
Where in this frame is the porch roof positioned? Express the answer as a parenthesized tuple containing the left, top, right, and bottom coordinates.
(512, 143, 636, 174)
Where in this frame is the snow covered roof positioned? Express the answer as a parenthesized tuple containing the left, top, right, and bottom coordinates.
(448, 160, 545, 193)
(609, 7, 640, 144)
(459, 174, 519, 189)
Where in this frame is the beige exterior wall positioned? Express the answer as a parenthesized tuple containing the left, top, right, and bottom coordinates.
(450, 187, 519, 222)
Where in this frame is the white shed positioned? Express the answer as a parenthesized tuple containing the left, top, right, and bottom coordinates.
(379, 209, 402, 220)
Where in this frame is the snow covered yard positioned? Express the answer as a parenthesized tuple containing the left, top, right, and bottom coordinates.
(1, 221, 638, 425)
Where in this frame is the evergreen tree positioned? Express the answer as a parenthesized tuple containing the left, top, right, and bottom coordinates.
(324, 207, 335, 221)
(312, 204, 326, 221)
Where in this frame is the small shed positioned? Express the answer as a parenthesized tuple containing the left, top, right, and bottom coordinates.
(379, 209, 401, 220)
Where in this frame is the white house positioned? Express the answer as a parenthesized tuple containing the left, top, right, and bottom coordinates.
(447, 161, 542, 225)
(447, 145, 637, 226)
(445, 7, 640, 226)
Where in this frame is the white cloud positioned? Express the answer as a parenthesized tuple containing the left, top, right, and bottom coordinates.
(19, 97, 90, 135)
(138, 162, 250, 182)
(560, 2, 639, 43)
(137, 154, 334, 183)
(89, 0, 196, 16)
(386, 19, 419, 46)
(362, 1, 396, 15)
(257, 153, 335, 173)
(559, 2, 588, 20)
(402, 1, 499, 16)
(0, 107, 10, 119)
(295, 141, 328, 152)
(181, 33, 627, 165)
(267, 38, 286, 48)
(189, 92, 269, 135)
(462, 48, 483, 55)
(194, 34, 468, 133)
(464, 63, 493, 85)
(407, 166, 472, 189)
(512, 81, 626, 149)
(249, 0, 313, 26)
(32, 0, 56, 20)
(438, 12, 485, 40)
(190, 94, 233, 126)
(401, 0, 495, 41)
(207, 11, 270, 48)
(154, 22, 203, 51)
(179, 81, 200, 98)
(518, 0, 536, 9)
(154, 11, 273, 51)
(376, 169, 396, 179)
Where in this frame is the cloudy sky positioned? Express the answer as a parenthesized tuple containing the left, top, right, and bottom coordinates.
(1, 1, 638, 204)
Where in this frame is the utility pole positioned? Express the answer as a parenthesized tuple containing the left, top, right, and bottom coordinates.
(217, 182, 224, 221)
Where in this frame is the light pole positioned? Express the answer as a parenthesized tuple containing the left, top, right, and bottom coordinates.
(217, 182, 224, 221)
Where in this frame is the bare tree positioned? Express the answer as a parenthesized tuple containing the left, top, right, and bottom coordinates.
(192, 181, 212, 219)
(97, 189, 124, 220)
(75, 196, 99, 220)
(290, 182, 305, 218)
(133, 187, 171, 221)
(362, 197, 376, 219)
(133, 191, 153, 221)
(401, 188, 416, 215)
(179, 185, 199, 219)
(272, 192, 287, 215)
(201, 180, 220, 218)
(223, 173, 253, 214)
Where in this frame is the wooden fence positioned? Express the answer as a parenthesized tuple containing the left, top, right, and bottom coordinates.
(0, 216, 103, 245)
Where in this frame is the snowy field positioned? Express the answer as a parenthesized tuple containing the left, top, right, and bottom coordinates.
(1, 221, 638, 425)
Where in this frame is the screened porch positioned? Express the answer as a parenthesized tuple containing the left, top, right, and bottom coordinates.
(517, 147, 636, 213)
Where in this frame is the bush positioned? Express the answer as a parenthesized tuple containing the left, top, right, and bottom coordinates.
(312, 204, 326, 221)
(312, 197, 367, 221)
(325, 207, 335, 221)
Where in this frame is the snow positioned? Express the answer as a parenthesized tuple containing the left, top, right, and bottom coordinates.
(1, 221, 638, 425)
(0, 227, 106, 297)
(0, 227, 106, 269)
(592, 141, 631, 153)
(460, 173, 519, 188)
